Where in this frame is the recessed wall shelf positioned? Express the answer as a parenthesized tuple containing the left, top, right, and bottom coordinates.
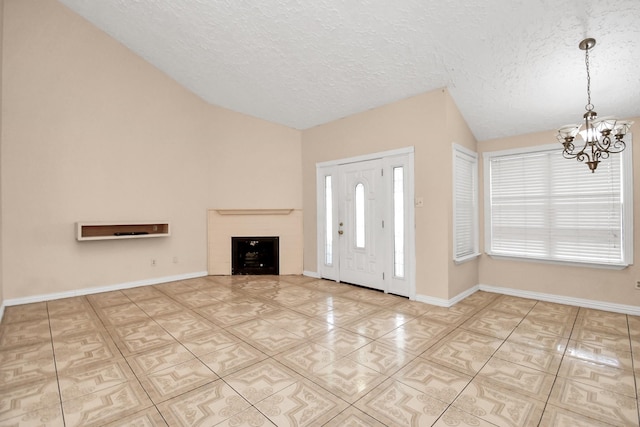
(76, 221, 170, 241)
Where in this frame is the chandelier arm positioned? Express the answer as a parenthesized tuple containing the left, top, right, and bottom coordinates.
(594, 134, 625, 155)
(592, 148, 603, 162)
(562, 149, 579, 160)
(607, 138, 627, 154)
(564, 146, 591, 163)
(576, 151, 590, 164)
(589, 140, 600, 162)
(593, 134, 610, 151)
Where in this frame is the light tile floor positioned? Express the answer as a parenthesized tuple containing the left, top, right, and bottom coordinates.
(0, 275, 638, 426)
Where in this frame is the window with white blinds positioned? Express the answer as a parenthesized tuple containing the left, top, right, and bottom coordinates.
(453, 144, 479, 262)
(484, 142, 633, 267)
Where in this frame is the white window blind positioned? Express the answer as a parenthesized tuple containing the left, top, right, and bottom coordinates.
(485, 142, 633, 267)
(453, 144, 479, 262)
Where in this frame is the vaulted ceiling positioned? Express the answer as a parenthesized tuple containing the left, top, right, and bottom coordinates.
(58, 0, 640, 141)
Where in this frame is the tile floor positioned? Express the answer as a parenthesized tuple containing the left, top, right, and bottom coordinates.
(0, 275, 639, 426)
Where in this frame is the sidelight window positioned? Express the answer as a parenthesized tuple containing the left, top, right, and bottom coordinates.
(324, 175, 333, 265)
(393, 167, 405, 277)
(355, 183, 365, 248)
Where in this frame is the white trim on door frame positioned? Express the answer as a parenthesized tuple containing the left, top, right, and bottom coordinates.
(316, 147, 416, 299)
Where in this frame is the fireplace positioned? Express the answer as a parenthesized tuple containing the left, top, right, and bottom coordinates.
(231, 236, 279, 275)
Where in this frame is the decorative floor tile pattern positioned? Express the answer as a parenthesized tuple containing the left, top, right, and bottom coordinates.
(49, 311, 104, 339)
(421, 329, 503, 375)
(0, 275, 638, 426)
(492, 339, 563, 374)
(138, 358, 218, 404)
(452, 380, 545, 426)
(52, 331, 122, 372)
(199, 342, 269, 377)
(0, 342, 57, 388)
(156, 380, 250, 426)
(432, 406, 498, 427)
(548, 377, 639, 426)
(274, 342, 338, 374)
(323, 406, 387, 426)
(460, 309, 523, 339)
(310, 358, 386, 403)
(0, 319, 51, 348)
(392, 359, 472, 404)
(222, 359, 301, 404)
(108, 320, 178, 356)
(102, 406, 168, 427)
(311, 328, 372, 356)
(57, 359, 136, 401)
(254, 379, 348, 426)
(347, 340, 414, 375)
(0, 377, 60, 423)
(354, 378, 448, 426)
(61, 380, 152, 427)
(476, 358, 556, 401)
(125, 342, 195, 377)
(0, 402, 65, 427)
(557, 356, 637, 398)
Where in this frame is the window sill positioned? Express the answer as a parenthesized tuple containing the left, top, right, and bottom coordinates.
(454, 253, 480, 265)
(486, 253, 630, 270)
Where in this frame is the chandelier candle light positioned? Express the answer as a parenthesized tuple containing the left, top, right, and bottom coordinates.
(557, 38, 633, 172)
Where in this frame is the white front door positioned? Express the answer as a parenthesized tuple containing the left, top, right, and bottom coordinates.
(316, 148, 415, 298)
(338, 159, 384, 289)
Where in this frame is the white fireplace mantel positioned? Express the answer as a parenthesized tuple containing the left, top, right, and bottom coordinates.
(215, 209, 293, 216)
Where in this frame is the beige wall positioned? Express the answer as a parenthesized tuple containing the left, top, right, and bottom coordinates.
(204, 106, 302, 210)
(1, 0, 302, 301)
(301, 89, 478, 300)
(478, 119, 640, 306)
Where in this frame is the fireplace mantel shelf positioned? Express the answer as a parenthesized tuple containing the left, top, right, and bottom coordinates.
(216, 209, 294, 215)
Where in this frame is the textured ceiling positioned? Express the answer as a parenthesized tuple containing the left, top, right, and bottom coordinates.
(57, 0, 640, 141)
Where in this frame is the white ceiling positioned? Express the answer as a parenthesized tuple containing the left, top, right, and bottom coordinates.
(57, 0, 640, 141)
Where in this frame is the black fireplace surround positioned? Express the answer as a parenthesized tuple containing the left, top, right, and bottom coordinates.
(231, 236, 279, 275)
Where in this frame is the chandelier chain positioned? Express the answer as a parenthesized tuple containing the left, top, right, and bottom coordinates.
(585, 45, 592, 112)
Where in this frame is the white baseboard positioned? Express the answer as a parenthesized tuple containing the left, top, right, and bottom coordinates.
(414, 283, 639, 315)
(2, 271, 208, 308)
(479, 284, 640, 316)
(415, 285, 479, 308)
(4, 274, 636, 323)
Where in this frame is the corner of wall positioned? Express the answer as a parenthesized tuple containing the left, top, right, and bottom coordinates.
(443, 89, 480, 299)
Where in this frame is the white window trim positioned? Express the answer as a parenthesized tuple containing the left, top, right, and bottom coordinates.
(483, 139, 633, 269)
(452, 143, 480, 264)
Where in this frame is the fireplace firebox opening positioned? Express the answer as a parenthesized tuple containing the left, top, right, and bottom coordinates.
(231, 236, 279, 275)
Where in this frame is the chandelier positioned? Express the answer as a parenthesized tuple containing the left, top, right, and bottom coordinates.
(557, 38, 633, 172)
